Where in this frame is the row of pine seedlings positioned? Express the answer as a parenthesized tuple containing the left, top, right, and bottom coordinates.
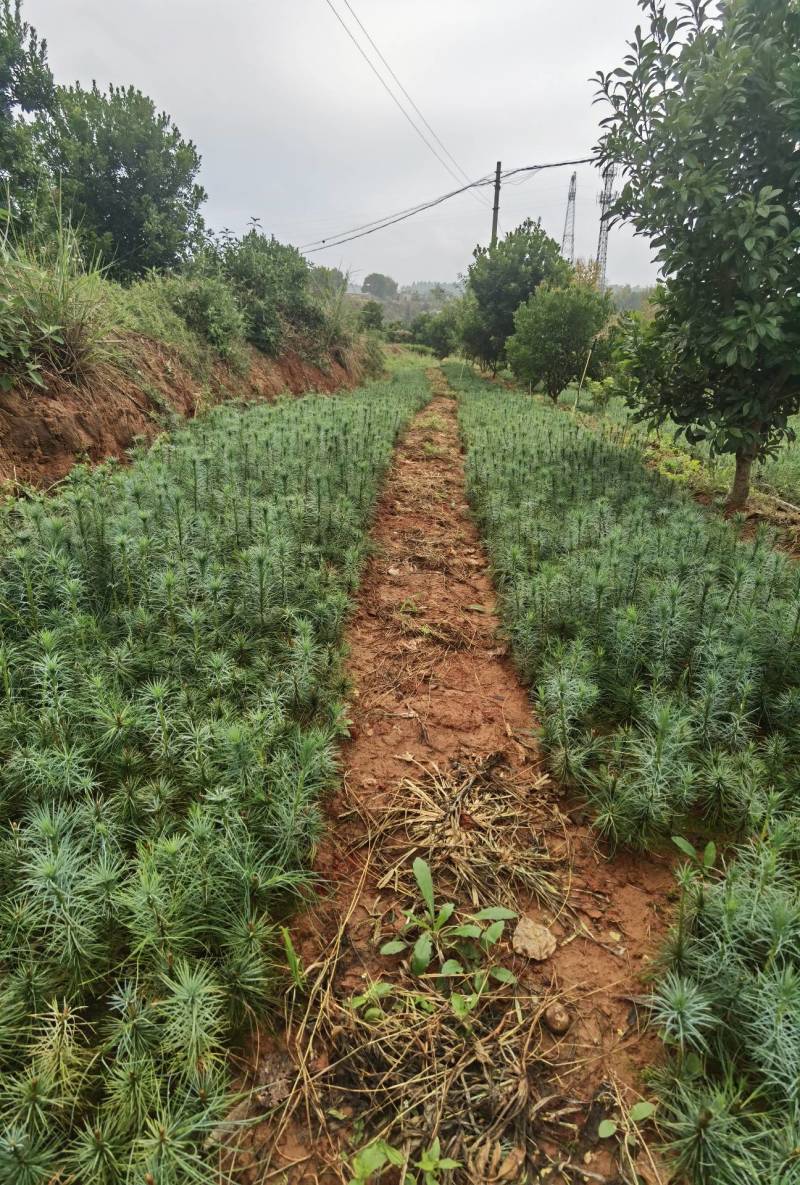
(447, 364, 800, 1185)
(0, 371, 429, 1183)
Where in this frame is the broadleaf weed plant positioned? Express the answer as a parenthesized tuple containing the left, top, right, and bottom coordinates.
(379, 858, 517, 1017)
(0, 366, 429, 1178)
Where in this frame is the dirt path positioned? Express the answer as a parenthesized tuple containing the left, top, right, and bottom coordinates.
(235, 370, 673, 1185)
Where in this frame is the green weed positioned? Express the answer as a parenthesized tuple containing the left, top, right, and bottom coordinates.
(0, 209, 120, 390)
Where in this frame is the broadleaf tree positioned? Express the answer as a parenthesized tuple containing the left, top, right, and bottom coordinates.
(34, 82, 207, 278)
(464, 219, 569, 371)
(358, 299, 384, 331)
(411, 301, 461, 359)
(362, 272, 398, 300)
(596, 0, 800, 508)
(0, 0, 54, 220)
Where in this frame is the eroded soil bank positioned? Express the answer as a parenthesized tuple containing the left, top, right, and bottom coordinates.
(232, 369, 673, 1185)
(0, 339, 359, 488)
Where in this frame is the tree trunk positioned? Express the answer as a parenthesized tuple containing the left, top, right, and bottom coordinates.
(726, 448, 754, 512)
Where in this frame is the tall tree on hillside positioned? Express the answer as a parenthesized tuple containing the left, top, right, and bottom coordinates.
(34, 82, 206, 278)
(464, 219, 569, 371)
(596, 0, 800, 509)
(362, 272, 398, 300)
(0, 0, 53, 219)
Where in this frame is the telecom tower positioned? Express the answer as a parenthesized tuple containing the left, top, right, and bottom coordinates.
(561, 171, 577, 263)
(596, 164, 617, 291)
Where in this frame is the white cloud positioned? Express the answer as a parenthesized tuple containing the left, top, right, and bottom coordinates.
(26, 0, 658, 286)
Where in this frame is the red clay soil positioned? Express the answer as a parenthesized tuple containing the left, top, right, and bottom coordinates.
(0, 336, 358, 488)
(232, 371, 674, 1185)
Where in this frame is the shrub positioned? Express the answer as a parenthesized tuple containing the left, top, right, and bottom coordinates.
(507, 282, 613, 401)
(411, 304, 461, 360)
(215, 229, 316, 357)
(161, 273, 246, 361)
(386, 324, 412, 344)
(586, 377, 615, 412)
(358, 300, 384, 332)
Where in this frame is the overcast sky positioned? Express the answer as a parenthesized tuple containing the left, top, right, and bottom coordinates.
(26, 0, 658, 288)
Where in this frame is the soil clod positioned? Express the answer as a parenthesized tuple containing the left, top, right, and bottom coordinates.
(513, 917, 558, 962)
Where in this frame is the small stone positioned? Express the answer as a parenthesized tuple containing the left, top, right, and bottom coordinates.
(512, 916, 557, 961)
(607, 929, 623, 943)
(543, 1002, 571, 1035)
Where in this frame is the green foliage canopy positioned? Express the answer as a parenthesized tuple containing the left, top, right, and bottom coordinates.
(358, 299, 384, 331)
(311, 265, 346, 296)
(33, 81, 206, 278)
(463, 219, 569, 371)
(362, 272, 398, 300)
(411, 302, 460, 359)
(161, 271, 246, 362)
(596, 0, 800, 507)
(0, 0, 53, 219)
(507, 281, 613, 400)
(214, 228, 320, 356)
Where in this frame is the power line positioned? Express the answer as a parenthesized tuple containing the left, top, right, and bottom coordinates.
(323, 0, 478, 197)
(338, 0, 490, 207)
(301, 157, 596, 253)
(303, 177, 494, 253)
(299, 173, 494, 250)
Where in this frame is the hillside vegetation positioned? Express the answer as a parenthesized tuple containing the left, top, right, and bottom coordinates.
(0, 3, 381, 490)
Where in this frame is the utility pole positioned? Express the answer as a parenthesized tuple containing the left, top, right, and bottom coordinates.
(490, 160, 502, 249)
(561, 171, 577, 263)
